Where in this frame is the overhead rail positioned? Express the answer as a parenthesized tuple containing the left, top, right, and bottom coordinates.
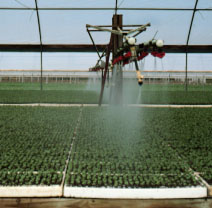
(34, 0, 43, 90)
(0, 44, 211, 53)
(0, 7, 211, 11)
(185, 0, 199, 91)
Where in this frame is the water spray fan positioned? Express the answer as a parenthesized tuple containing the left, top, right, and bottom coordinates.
(86, 14, 165, 105)
(151, 51, 166, 59)
(112, 36, 165, 85)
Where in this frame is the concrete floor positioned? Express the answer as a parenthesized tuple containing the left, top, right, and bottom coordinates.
(0, 198, 211, 208)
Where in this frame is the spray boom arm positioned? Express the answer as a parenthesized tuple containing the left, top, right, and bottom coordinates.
(112, 37, 165, 85)
(86, 23, 151, 37)
(87, 20, 165, 94)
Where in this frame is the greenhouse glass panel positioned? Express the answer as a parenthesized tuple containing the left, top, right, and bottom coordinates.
(0, 52, 40, 70)
(120, 0, 195, 9)
(40, 10, 113, 44)
(40, 10, 192, 45)
(0, 10, 39, 44)
(188, 54, 212, 71)
(37, 0, 195, 9)
(121, 11, 192, 45)
(0, 0, 35, 8)
(38, 0, 116, 8)
(189, 11, 212, 45)
(123, 53, 186, 71)
(43, 53, 98, 70)
(197, 0, 212, 9)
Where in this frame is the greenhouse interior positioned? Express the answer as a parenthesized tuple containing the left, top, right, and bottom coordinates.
(0, 0, 212, 207)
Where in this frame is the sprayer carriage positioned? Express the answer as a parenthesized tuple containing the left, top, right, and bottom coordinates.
(86, 14, 165, 105)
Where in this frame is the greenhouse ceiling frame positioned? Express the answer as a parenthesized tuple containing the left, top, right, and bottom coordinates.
(0, 1, 211, 91)
(0, 4, 211, 53)
(34, 0, 43, 90)
(0, 8, 211, 11)
(0, 4, 211, 52)
(185, 0, 199, 90)
(0, 44, 211, 53)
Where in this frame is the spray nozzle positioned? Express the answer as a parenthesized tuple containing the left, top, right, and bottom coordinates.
(138, 80, 143, 86)
(136, 70, 144, 86)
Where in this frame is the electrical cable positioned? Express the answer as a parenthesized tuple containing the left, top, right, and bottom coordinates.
(118, 0, 125, 8)
(14, 0, 30, 8)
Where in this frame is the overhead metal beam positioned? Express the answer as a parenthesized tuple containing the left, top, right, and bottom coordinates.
(0, 44, 106, 52)
(185, 0, 199, 91)
(0, 7, 211, 11)
(94, 25, 145, 27)
(0, 44, 212, 53)
(115, 0, 118, 15)
(163, 45, 212, 53)
(35, 0, 43, 90)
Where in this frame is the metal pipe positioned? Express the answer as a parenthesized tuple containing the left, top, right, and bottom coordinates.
(35, 0, 43, 91)
(93, 25, 145, 27)
(115, 0, 118, 15)
(0, 7, 211, 11)
(89, 29, 132, 32)
(185, 0, 199, 91)
(96, 47, 107, 66)
(185, 52, 188, 91)
(0, 45, 212, 53)
(87, 29, 101, 59)
(99, 37, 112, 106)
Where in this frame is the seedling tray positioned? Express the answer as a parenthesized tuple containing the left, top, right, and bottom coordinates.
(64, 186, 207, 199)
(0, 185, 62, 197)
